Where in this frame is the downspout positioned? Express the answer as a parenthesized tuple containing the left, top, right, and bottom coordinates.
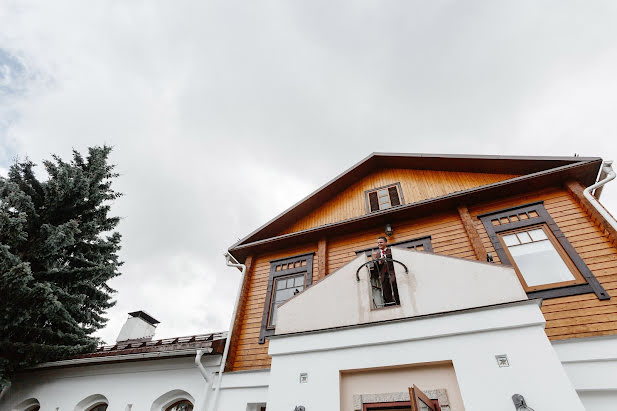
(208, 253, 247, 411)
(583, 160, 617, 233)
(195, 349, 214, 411)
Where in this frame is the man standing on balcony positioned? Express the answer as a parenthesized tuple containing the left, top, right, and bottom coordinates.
(371, 236, 400, 306)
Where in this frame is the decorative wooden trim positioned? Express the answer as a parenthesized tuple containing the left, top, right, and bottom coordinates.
(478, 202, 609, 300)
(317, 237, 327, 280)
(225, 255, 253, 372)
(566, 180, 617, 247)
(259, 252, 315, 344)
(457, 205, 487, 260)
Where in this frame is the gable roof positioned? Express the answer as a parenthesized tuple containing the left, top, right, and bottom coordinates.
(229, 153, 602, 261)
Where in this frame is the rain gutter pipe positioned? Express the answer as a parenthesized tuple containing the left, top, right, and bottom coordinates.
(583, 160, 617, 234)
(208, 253, 246, 411)
(195, 349, 214, 411)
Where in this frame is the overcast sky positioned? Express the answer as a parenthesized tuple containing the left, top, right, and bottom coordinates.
(1, 1, 616, 345)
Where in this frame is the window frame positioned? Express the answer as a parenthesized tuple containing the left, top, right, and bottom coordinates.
(364, 182, 405, 213)
(259, 252, 314, 344)
(355, 236, 433, 256)
(497, 224, 587, 292)
(478, 201, 609, 300)
(267, 271, 307, 328)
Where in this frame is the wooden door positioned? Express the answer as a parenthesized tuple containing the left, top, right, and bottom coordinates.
(408, 385, 440, 411)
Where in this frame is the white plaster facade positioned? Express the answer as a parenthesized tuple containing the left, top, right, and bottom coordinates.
(0, 356, 220, 411)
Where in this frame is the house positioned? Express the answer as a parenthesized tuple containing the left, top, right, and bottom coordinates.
(219, 153, 617, 411)
(2, 153, 617, 411)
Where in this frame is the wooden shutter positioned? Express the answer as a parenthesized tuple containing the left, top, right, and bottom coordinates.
(388, 186, 401, 207)
(368, 191, 379, 212)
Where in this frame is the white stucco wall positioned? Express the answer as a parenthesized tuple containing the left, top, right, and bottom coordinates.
(216, 369, 270, 411)
(552, 335, 617, 411)
(276, 248, 527, 334)
(0, 355, 220, 411)
(268, 300, 584, 411)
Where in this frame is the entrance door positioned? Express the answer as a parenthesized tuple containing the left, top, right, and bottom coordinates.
(408, 385, 441, 411)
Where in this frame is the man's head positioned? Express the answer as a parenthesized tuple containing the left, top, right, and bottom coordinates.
(377, 236, 388, 250)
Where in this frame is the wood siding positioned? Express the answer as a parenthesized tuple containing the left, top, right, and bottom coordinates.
(230, 182, 617, 371)
(279, 169, 519, 235)
(469, 187, 617, 341)
(228, 244, 318, 371)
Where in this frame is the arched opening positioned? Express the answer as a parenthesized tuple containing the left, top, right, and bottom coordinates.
(151, 390, 195, 411)
(74, 394, 109, 411)
(12, 398, 40, 411)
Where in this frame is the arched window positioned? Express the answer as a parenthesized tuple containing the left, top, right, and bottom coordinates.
(74, 394, 109, 411)
(13, 398, 40, 411)
(165, 400, 193, 411)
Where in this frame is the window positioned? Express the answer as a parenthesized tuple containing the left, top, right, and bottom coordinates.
(259, 253, 314, 344)
(268, 273, 305, 327)
(165, 400, 193, 411)
(479, 201, 609, 300)
(88, 405, 108, 411)
(365, 183, 404, 213)
(498, 225, 585, 291)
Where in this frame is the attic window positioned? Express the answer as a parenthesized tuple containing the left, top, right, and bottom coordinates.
(365, 183, 404, 213)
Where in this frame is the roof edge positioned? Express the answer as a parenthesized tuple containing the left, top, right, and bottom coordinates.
(230, 153, 601, 249)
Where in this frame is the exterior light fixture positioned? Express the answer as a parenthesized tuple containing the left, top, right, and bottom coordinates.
(512, 394, 535, 411)
(385, 224, 393, 237)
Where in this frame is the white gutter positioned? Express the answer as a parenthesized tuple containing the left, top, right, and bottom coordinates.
(583, 160, 617, 233)
(207, 253, 247, 411)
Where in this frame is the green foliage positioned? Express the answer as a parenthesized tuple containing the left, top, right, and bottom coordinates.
(0, 146, 122, 387)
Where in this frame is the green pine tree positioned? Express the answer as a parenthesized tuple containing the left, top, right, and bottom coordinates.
(0, 146, 122, 387)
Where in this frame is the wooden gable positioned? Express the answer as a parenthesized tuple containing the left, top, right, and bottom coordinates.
(278, 168, 519, 235)
(229, 153, 602, 261)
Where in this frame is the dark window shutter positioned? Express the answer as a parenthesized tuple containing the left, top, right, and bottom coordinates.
(388, 186, 401, 207)
(368, 191, 379, 212)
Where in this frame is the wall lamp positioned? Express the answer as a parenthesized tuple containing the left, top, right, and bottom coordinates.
(385, 224, 393, 237)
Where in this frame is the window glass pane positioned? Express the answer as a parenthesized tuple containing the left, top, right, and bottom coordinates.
(270, 273, 306, 326)
(502, 234, 519, 246)
(380, 203, 391, 209)
(516, 232, 532, 244)
(379, 196, 390, 204)
(529, 228, 547, 241)
(507, 239, 575, 286)
(377, 189, 388, 197)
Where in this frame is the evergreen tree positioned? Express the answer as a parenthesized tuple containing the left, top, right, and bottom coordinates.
(0, 146, 122, 387)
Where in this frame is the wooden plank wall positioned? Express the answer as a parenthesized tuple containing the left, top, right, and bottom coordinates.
(229, 185, 617, 371)
(279, 169, 519, 235)
(229, 244, 318, 371)
(469, 187, 617, 341)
